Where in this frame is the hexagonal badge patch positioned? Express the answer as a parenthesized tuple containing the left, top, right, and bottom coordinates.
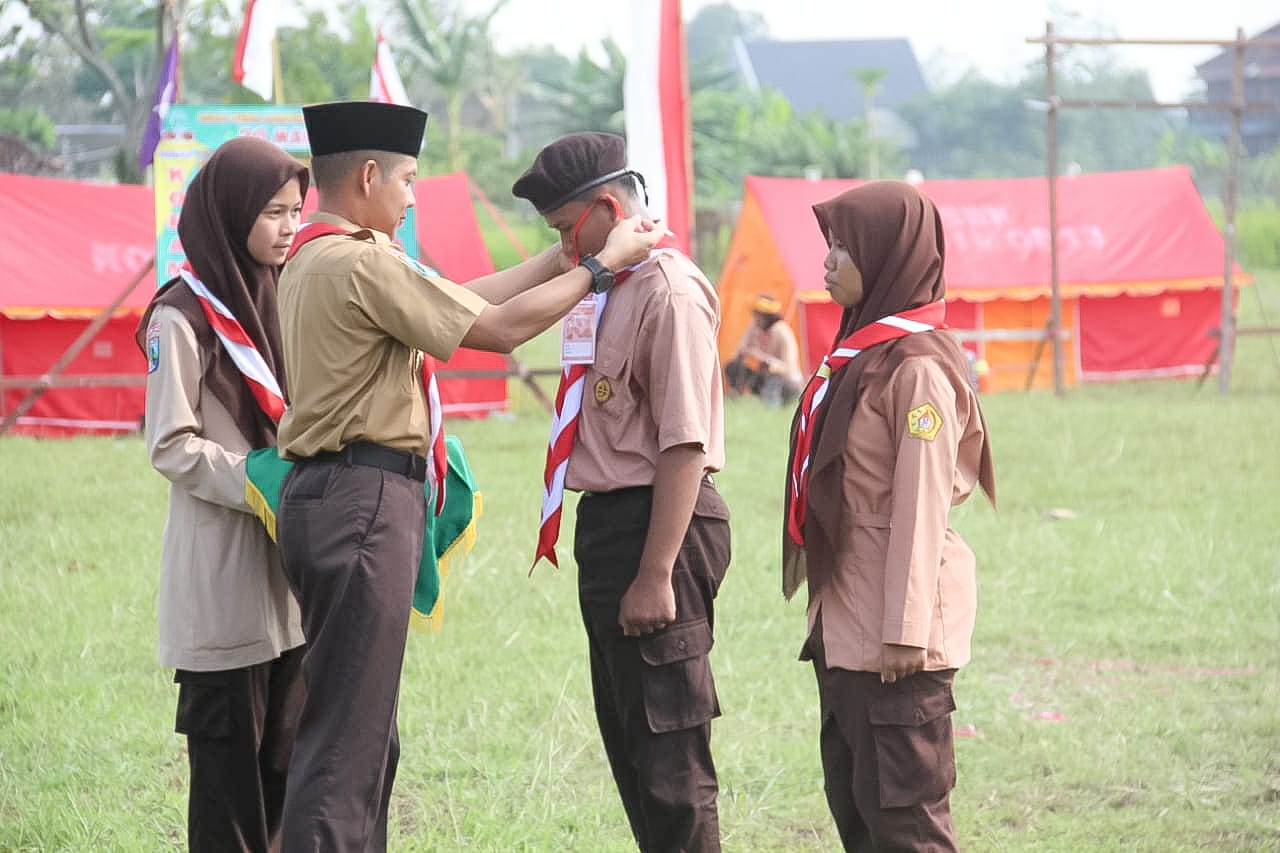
(907, 402, 943, 441)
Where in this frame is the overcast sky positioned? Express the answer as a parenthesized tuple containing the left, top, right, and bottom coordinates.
(473, 0, 1277, 101)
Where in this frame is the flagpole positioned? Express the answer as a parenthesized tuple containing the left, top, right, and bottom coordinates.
(272, 35, 284, 104)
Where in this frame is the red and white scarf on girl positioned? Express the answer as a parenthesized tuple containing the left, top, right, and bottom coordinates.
(785, 300, 947, 547)
(531, 247, 677, 571)
(284, 222, 449, 513)
(179, 264, 286, 423)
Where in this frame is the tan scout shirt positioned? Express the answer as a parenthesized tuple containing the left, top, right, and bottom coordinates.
(276, 213, 488, 459)
(807, 351, 986, 673)
(734, 320, 803, 383)
(144, 306, 304, 671)
(566, 252, 724, 493)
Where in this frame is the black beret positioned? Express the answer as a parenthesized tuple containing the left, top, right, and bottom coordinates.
(302, 101, 428, 158)
(512, 132, 642, 213)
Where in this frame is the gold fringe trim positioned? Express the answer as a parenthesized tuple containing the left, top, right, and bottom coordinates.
(245, 479, 278, 542)
(408, 492, 483, 635)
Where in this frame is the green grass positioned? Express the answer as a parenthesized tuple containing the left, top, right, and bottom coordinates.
(2, 275, 1278, 851)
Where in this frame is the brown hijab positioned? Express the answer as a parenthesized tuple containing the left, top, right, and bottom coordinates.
(782, 181, 995, 598)
(136, 137, 308, 448)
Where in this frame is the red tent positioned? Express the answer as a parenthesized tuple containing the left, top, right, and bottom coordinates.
(0, 172, 507, 435)
(717, 167, 1245, 391)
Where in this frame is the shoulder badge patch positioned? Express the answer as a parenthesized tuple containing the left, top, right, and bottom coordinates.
(146, 319, 162, 374)
(397, 253, 439, 278)
(907, 402, 942, 441)
(594, 377, 612, 403)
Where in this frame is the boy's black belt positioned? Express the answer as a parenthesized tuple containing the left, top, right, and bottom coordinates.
(306, 441, 428, 482)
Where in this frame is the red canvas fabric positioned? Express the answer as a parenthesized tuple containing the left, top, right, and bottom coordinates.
(719, 167, 1242, 388)
(0, 172, 508, 434)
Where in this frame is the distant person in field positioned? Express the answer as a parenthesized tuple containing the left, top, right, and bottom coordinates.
(724, 293, 803, 406)
(513, 132, 732, 853)
(136, 136, 309, 852)
(781, 181, 996, 852)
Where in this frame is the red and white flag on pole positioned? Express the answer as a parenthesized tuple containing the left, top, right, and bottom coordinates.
(624, 0, 693, 257)
(370, 27, 410, 105)
(233, 0, 281, 101)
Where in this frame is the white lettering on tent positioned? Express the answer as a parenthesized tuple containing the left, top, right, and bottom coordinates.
(91, 242, 152, 275)
(936, 205, 1106, 255)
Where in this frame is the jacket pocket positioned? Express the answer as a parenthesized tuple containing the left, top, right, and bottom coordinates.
(638, 618, 719, 733)
(866, 676, 957, 809)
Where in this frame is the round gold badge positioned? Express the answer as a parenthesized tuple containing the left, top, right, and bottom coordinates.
(594, 377, 612, 403)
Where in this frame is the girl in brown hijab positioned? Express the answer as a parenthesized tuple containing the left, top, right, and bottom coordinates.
(782, 181, 995, 852)
(137, 136, 308, 852)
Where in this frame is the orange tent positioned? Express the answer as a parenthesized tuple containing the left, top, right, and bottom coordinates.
(717, 167, 1246, 391)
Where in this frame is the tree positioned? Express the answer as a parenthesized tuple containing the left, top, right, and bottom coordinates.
(393, 0, 510, 171)
(10, 0, 181, 182)
(899, 44, 1172, 180)
(685, 1, 767, 69)
(528, 38, 628, 136)
(853, 67, 887, 179)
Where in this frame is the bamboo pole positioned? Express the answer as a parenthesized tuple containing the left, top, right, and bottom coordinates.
(1218, 28, 1245, 394)
(1044, 21, 1064, 396)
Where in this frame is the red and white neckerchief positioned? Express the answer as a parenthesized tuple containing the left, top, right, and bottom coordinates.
(785, 300, 947, 547)
(179, 264, 285, 423)
(530, 248, 677, 571)
(286, 222, 449, 512)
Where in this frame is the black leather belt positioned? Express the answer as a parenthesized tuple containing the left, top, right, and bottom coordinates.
(307, 441, 427, 482)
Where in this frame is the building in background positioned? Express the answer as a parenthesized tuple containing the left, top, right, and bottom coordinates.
(731, 37, 927, 151)
(1192, 20, 1280, 155)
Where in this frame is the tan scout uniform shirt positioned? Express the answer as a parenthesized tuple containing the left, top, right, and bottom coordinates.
(807, 351, 986, 673)
(566, 252, 724, 493)
(144, 306, 304, 671)
(735, 320, 803, 383)
(276, 213, 488, 458)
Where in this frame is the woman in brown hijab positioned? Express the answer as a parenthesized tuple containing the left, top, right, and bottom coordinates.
(137, 136, 308, 852)
(782, 181, 995, 852)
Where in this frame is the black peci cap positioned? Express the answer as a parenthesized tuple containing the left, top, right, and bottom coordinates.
(302, 101, 428, 157)
(512, 132, 645, 213)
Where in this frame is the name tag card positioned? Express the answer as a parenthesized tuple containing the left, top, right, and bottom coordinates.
(561, 295, 599, 365)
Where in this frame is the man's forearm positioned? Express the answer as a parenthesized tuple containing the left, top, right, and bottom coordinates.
(475, 266, 594, 350)
(465, 245, 563, 305)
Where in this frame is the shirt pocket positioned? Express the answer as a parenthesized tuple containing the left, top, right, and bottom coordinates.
(587, 343, 634, 422)
(847, 511, 892, 570)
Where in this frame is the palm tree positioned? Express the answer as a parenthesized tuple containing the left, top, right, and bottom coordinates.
(853, 66, 887, 179)
(393, 0, 511, 171)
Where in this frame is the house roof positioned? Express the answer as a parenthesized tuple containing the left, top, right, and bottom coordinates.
(733, 38, 928, 122)
(1195, 21, 1280, 82)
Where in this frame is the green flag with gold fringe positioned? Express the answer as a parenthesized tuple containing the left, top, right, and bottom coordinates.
(245, 435, 480, 632)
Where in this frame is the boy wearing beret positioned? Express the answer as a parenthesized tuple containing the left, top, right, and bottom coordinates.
(516, 132, 731, 853)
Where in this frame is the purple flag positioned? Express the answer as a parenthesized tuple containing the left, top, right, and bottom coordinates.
(139, 36, 180, 170)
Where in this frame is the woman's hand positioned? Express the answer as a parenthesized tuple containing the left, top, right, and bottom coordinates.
(881, 643, 927, 683)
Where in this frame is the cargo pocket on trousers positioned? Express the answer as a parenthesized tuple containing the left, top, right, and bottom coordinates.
(174, 672, 233, 740)
(638, 618, 719, 734)
(866, 680, 957, 809)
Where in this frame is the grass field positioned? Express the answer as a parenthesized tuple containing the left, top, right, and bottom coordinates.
(1, 275, 1278, 851)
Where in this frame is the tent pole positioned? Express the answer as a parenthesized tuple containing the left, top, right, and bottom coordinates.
(1218, 28, 1244, 395)
(0, 318, 6, 420)
(0, 255, 155, 436)
(1044, 21, 1065, 397)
